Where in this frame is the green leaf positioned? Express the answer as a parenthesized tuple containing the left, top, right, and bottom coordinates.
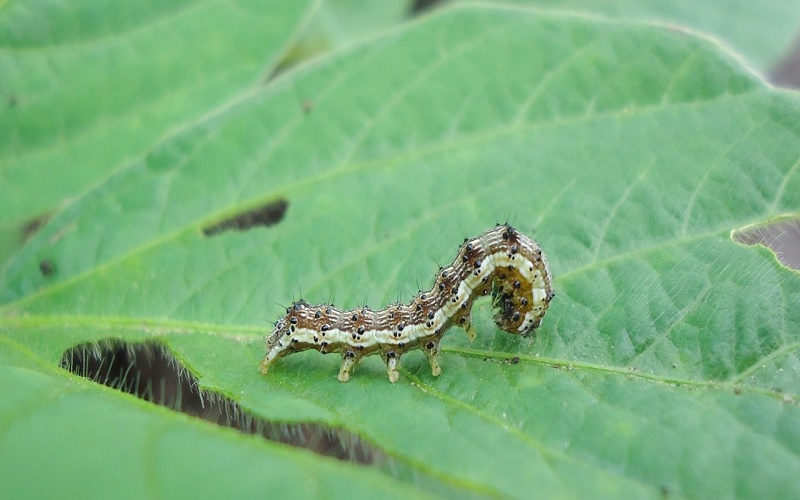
(3, 3, 800, 498)
(0, 0, 313, 262)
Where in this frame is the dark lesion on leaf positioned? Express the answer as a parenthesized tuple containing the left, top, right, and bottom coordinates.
(39, 259, 55, 277)
(409, 0, 443, 14)
(202, 198, 289, 237)
(21, 212, 52, 241)
(60, 339, 386, 465)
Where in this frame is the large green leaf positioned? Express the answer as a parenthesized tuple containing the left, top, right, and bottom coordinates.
(3, 2, 800, 498)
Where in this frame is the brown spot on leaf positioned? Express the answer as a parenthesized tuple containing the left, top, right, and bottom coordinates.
(39, 259, 55, 277)
(21, 212, 52, 241)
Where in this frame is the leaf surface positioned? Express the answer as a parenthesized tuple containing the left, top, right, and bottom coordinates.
(453, 0, 800, 71)
(0, 0, 312, 262)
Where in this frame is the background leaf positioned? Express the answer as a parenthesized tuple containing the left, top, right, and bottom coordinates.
(0, 0, 313, 262)
(452, 0, 800, 72)
(2, 1, 800, 498)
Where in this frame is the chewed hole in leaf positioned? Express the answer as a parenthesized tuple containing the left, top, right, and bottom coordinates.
(60, 340, 385, 465)
(39, 259, 55, 277)
(769, 35, 800, 88)
(202, 198, 289, 236)
(732, 217, 800, 271)
(410, 0, 443, 14)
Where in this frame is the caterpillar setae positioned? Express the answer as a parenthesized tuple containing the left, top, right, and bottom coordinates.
(260, 224, 554, 383)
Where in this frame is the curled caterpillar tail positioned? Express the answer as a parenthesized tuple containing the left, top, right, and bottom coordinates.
(260, 224, 554, 383)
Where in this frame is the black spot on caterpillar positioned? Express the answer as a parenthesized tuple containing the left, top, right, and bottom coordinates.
(260, 224, 554, 383)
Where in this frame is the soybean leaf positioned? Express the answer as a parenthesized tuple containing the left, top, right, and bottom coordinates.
(2, 3, 800, 498)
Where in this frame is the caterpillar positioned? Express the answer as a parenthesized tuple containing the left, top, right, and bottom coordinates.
(260, 224, 554, 383)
